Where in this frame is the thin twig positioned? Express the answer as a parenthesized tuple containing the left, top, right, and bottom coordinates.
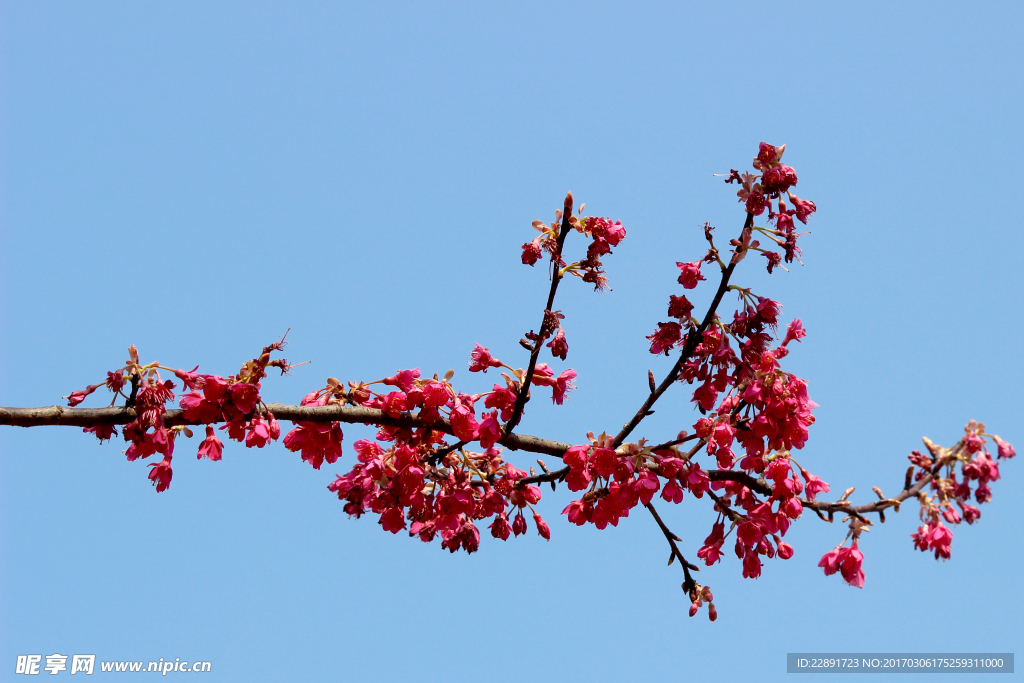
(504, 196, 574, 436)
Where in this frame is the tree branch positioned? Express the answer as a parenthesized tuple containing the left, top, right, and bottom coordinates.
(504, 195, 574, 436)
(612, 212, 754, 449)
(0, 403, 574, 459)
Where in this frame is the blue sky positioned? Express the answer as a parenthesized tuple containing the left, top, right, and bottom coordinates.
(2, 2, 1022, 681)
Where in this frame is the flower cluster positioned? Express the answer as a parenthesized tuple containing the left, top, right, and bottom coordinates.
(328, 438, 549, 553)
(304, 345, 580, 552)
(724, 141, 817, 270)
(68, 338, 293, 492)
(521, 198, 626, 293)
(47, 144, 1016, 612)
(907, 421, 1014, 560)
(818, 541, 865, 588)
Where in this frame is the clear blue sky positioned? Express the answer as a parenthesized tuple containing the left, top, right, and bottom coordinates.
(2, 2, 1022, 681)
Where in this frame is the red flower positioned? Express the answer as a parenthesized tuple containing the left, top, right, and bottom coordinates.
(230, 383, 259, 414)
(66, 384, 101, 407)
(675, 261, 706, 289)
(546, 329, 569, 361)
(788, 193, 817, 224)
(744, 188, 768, 216)
(469, 344, 503, 373)
(521, 238, 542, 265)
(450, 404, 480, 442)
(562, 499, 592, 526)
(783, 319, 806, 345)
(83, 424, 118, 443)
(647, 322, 681, 355)
(667, 295, 694, 320)
(551, 369, 577, 405)
(245, 416, 273, 449)
(489, 513, 512, 540)
(197, 425, 224, 461)
(533, 512, 550, 540)
(147, 455, 173, 493)
(477, 410, 502, 449)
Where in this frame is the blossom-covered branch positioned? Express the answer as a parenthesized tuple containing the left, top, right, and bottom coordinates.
(1, 143, 1013, 620)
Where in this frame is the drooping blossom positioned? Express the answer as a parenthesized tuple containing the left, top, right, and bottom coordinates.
(147, 455, 173, 493)
(197, 425, 224, 461)
(546, 329, 569, 361)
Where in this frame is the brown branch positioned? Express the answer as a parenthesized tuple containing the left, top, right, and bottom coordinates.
(0, 403, 574, 459)
(644, 502, 699, 594)
(519, 465, 569, 487)
(612, 212, 754, 449)
(503, 196, 575, 437)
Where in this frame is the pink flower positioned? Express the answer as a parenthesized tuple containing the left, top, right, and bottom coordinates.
(605, 220, 626, 246)
(197, 425, 224, 461)
(635, 470, 660, 505)
(449, 404, 480, 442)
(562, 499, 592, 526)
(283, 421, 344, 469)
(489, 513, 512, 540)
(521, 238, 542, 266)
(668, 295, 694, 320)
(383, 369, 420, 393)
(83, 424, 118, 443)
(66, 384, 101, 407)
(744, 188, 768, 216)
(106, 371, 126, 393)
(565, 467, 592, 492)
(591, 448, 617, 478)
(551, 369, 577, 405)
(230, 383, 259, 414)
(469, 344, 503, 373)
(147, 455, 173, 493)
(563, 445, 590, 470)
(913, 521, 953, 560)
(533, 512, 551, 540)
(647, 322, 681, 355)
(761, 164, 798, 194)
(546, 329, 569, 361)
(661, 478, 684, 504)
(776, 210, 795, 234)
(380, 507, 406, 534)
(421, 381, 451, 408)
(777, 541, 794, 560)
(697, 539, 723, 566)
(788, 193, 817, 224)
(819, 543, 865, 587)
(179, 392, 223, 423)
(511, 511, 528, 537)
(742, 550, 762, 579)
(684, 464, 709, 498)
(477, 410, 502, 449)
(783, 319, 806, 345)
(755, 142, 782, 168)
(530, 363, 555, 387)
(173, 366, 203, 391)
(245, 416, 273, 448)
(839, 543, 865, 588)
(381, 391, 408, 418)
(994, 436, 1016, 459)
(818, 547, 842, 576)
(675, 261, 706, 289)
